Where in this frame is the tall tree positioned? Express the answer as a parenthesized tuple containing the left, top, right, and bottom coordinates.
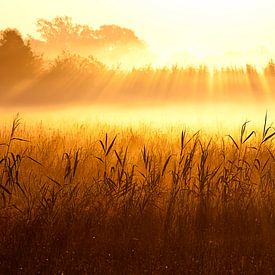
(0, 29, 40, 86)
(30, 16, 150, 66)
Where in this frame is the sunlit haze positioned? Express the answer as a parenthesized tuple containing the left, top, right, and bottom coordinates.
(1, 0, 275, 123)
(1, 0, 275, 68)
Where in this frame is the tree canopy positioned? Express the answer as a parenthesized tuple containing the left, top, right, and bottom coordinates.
(35, 16, 143, 46)
(0, 29, 40, 85)
(30, 16, 149, 66)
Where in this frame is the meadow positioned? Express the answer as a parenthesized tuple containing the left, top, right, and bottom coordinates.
(1, 13, 275, 275)
(0, 110, 274, 274)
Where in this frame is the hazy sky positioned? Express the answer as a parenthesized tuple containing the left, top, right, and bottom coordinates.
(1, 0, 275, 68)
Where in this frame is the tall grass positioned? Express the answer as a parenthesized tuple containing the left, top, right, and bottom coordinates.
(0, 115, 274, 274)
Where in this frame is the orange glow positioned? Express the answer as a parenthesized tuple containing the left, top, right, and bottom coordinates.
(1, 7, 275, 117)
(1, 1, 275, 68)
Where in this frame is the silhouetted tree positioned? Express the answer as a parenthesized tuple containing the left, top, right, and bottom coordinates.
(30, 16, 149, 66)
(0, 29, 40, 86)
(34, 16, 144, 47)
(36, 16, 83, 45)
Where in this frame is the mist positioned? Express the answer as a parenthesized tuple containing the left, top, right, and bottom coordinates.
(1, 16, 275, 125)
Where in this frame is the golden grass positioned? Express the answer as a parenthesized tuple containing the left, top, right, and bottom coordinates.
(0, 113, 274, 274)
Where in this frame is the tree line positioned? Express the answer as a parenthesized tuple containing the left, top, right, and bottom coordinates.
(1, 17, 275, 105)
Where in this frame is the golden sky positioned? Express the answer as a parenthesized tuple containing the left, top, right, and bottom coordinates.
(1, 0, 275, 68)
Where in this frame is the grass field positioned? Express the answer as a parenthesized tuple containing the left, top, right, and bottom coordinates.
(0, 110, 274, 274)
